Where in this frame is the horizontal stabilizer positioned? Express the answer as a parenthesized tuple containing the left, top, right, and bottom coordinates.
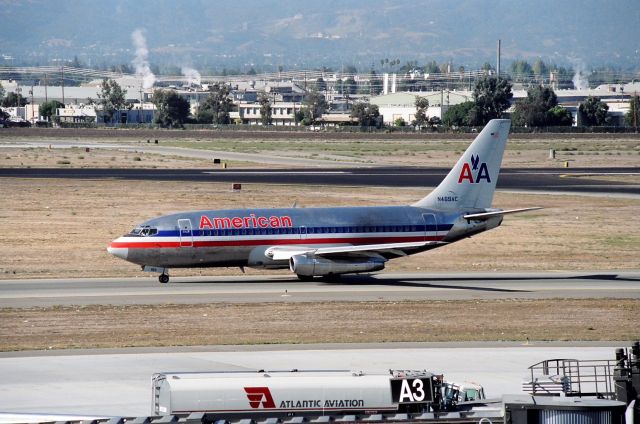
(267, 241, 446, 261)
(463, 207, 543, 221)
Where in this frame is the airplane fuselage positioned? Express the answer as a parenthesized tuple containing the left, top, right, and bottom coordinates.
(108, 205, 500, 270)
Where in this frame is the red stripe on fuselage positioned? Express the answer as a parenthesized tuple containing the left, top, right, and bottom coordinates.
(109, 235, 443, 249)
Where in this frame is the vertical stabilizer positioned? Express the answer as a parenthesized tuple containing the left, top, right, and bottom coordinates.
(412, 119, 511, 210)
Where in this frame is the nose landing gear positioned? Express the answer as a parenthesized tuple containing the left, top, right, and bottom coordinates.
(142, 266, 170, 284)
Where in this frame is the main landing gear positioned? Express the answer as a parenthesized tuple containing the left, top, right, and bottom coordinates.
(159, 273, 170, 284)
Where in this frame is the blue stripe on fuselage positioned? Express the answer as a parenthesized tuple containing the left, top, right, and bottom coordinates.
(153, 224, 453, 238)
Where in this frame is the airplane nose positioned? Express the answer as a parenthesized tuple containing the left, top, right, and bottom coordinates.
(107, 241, 128, 260)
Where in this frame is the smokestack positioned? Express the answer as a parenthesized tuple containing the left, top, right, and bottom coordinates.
(497, 39, 501, 80)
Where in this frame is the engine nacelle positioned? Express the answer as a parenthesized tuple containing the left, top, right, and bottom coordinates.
(289, 254, 385, 277)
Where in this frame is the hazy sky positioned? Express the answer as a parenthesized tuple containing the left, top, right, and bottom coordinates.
(1, 0, 639, 69)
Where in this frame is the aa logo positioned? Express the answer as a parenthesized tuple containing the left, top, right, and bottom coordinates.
(458, 154, 491, 184)
(244, 387, 276, 408)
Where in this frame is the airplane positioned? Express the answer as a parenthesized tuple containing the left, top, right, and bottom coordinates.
(108, 119, 540, 284)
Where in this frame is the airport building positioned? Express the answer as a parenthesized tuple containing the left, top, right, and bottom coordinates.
(1, 75, 639, 128)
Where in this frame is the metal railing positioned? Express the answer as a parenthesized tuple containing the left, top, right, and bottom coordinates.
(523, 358, 615, 399)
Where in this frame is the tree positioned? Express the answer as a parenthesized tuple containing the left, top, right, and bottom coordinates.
(71, 55, 84, 68)
(481, 62, 494, 72)
(197, 83, 233, 124)
(314, 78, 327, 92)
(510, 85, 571, 127)
(625, 95, 639, 129)
(548, 105, 573, 126)
(300, 90, 328, 125)
(428, 116, 442, 129)
(350, 102, 380, 127)
(511, 85, 559, 127)
(394, 117, 406, 127)
(509, 60, 533, 82)
(442, 101, 474, 127)
(39, 100, 64, 121)
(423, 61, 439, 74)
(95, 79, 128, 123)
(152, 89, 190, 128)
(532, 59, 548, 79)
(412, 96, 429, 127)
(343, 65, 358, 75)
(0, 81, 5, 102)
(1, 92, 29, 107)
(470, 76, 513, 126)
(258, 93, 272, 125)
(342, 77, 357, 95)
(578, 96, 609, 126)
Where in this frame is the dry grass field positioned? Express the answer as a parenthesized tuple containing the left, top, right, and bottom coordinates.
(1, 299, 637, 351)
(0, 179, 638, 280)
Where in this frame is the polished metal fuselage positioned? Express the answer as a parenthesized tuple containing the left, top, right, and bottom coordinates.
(111, 204, 500, 269)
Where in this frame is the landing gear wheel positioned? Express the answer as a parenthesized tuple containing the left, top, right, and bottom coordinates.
(296, 274, 315, 282)
(159, 274, 170, 284)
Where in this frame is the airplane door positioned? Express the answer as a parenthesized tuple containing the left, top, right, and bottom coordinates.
(178, 219, 193, 247)
(299, 225, 307, 240)
(422, 214, 437, 242)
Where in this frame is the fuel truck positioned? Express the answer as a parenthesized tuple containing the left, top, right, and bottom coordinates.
(152, 369, 483, 419)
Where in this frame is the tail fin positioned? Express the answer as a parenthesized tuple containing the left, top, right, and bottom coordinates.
(412, 119, 511, 210)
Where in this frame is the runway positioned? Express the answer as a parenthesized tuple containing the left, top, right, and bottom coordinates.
(1, 166, 638, 195)
(1, 271, 639, 307)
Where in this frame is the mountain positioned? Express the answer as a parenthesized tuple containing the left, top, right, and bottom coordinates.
(1, 0, 639, 71)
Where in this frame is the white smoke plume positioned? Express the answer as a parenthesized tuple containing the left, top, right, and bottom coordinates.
(181, 67, 202, 86)
(131, 29, 156, 89)
(571, 61, 589, 90)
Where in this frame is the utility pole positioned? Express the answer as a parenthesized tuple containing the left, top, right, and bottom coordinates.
(634, 92, 638, 133)
(61, 66, 65, 106)
(30, 86, 34, 122)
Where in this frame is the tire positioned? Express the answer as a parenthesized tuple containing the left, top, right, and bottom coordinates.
(159, 274, 170, 284)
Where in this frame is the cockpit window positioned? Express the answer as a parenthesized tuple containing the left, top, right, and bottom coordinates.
(128, 226, 157, 237)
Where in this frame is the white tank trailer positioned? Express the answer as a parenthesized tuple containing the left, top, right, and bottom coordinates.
(152, 369, 445, 418)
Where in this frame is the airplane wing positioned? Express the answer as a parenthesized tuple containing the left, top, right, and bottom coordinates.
(463, 207, 542, 221)
(266, 241, 447, 261)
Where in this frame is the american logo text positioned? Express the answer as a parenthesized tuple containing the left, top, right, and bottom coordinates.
(200, 214, 293, 230)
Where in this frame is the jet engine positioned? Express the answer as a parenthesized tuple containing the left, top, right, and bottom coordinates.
(289, 254, 385, 277)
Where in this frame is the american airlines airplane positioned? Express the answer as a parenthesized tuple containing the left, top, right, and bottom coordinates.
(108, 119, 539, 283)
